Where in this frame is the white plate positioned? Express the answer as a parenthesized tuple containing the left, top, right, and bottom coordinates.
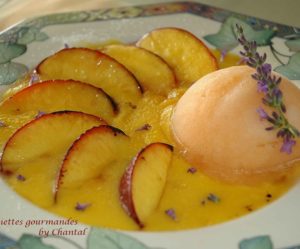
(1, 2, 300, 249)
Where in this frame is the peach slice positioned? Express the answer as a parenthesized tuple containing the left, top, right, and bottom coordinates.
(137, 27, 218, 86)
(0, 111, 105, 206)
(0, 80, 117, 122)
(36, 48, 142, 106)
(119, 142, 173, 227)
(55, 125, 129, 195)
(0, 111, 105, 173)
(101, 44, 176, 95)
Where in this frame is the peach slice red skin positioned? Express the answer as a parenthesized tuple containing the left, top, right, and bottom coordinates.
(0, 111, 106, 174)
(0, 79, 118, 114)
(36, 47, 144, 95)
(54, 125, 127, 201)
(137, 27, 217, 65)
(131, 46, 178, 86)
(119, 142, 173, 228)
(101, 44, 178, 94)
(136, 27, 218, 85)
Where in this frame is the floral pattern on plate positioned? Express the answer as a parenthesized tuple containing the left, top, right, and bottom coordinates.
(0, 2, 300, 249)
(0, 2, 299, 85)
(1, 229, 300, 249)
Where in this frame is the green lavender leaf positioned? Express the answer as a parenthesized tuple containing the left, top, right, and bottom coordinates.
(87, 228, 152, 249)
(0, 62, 28, 85)
(239, 235, 273, 249)
(275, 52, 300, 80)
(18, 235, 56, 249)
(204, 16, 275, 51)
(0, 43, 26, 63)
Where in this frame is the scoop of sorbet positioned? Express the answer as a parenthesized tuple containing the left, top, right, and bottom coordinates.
(172, 65, 300, 183)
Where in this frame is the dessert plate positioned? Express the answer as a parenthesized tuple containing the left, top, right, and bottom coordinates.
(0, 2, 300, 249)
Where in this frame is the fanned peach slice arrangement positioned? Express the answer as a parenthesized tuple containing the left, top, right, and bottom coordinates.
(0, 111, 105, 206)
(0, 27, 221, 229)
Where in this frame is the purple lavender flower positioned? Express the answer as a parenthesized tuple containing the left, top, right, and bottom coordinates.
(187, 167, 197, 174)
(220, 49, 227, 63)
(16, 174, 26, 181)
(0, 121, 6, 127)
(256, 107, 269, 120)
(257, 80, 269, 93)
(165, 208, 176, 220)
(207, 193, 220, 203)
(280, 138, 296, 154)
(35, 111, 46, 119)
(272, 88, 282, 102)
(75, 202, 91, 211)
(29, 71, 39, 85)
(236, 24, 299, 154)
(261, 63, 272, 75)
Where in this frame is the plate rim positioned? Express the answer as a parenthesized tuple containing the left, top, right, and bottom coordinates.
(0, 2, 300, 249)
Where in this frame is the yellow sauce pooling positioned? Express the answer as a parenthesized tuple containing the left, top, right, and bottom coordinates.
(1, 52, 300, 231)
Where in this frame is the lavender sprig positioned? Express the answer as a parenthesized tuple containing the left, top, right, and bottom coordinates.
(236, 24, 300, 154)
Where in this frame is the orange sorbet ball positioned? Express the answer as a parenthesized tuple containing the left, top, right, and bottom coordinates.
(171, 65, 300, 183)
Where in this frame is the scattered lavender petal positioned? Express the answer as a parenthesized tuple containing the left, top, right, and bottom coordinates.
(207, 193, 220, 203)
(75, 202, 91, 211)
(16, 174, 26, 181)
(64, 43, 69, 48)
(165, 208, 176, 220)
(220, 49, 227, 63)
(187, 167, 197, 174)
(29, 71, 39, 86)
(0, 121, 6, 127)
(35, 111, 46, 119)
(135, 124, 152, 131)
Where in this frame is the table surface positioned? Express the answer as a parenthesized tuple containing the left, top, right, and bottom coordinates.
(0, 0, 299, 32)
